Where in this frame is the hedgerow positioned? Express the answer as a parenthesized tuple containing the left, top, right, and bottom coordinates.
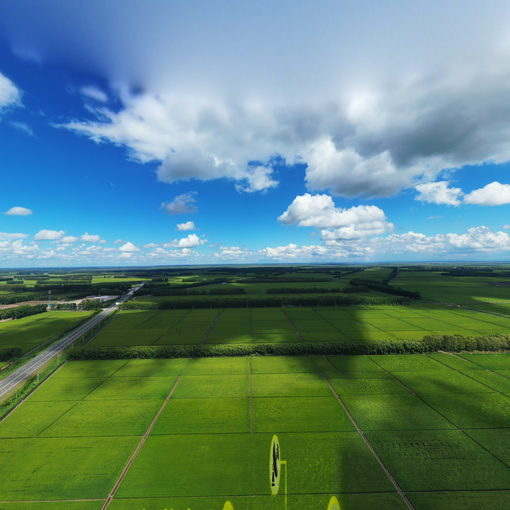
(0, 347, 22, 361)
(67, 333, 510, 360)
(350, 278, 421, 299)
(0, 304, 46, 321)
(120, 295, 411, 310)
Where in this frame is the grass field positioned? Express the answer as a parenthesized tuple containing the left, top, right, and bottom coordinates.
(0, 311, 93, 354)
(87, 304, 510, 348)
(0, 353, 509, 508)
(394, 270, 510, 314)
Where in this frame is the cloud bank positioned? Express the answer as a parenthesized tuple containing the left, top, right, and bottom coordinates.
(4, 1, 510, 195)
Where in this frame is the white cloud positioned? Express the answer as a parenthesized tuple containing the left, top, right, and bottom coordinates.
(215, 246, 253, 259)
(147, 246, 197, 259)
(9, 121, 34, 136)
(164, 233, 206, 248)
(464, 181, 510, 206)
(260, 243, 328, 259)
(0, 238, 39, 258)
(415, 181, 463, 206)
(61, 236, 79, 244)
(143, 242, 159, 249)
(161, 192, 198, 214)
(4, 206, 32, 216)
(80, 232, 102, 243)
(176, 221, 195, 231)
(0, 232, 27, 240)
(80, 86, 108, 103)
(119, 241, 139, 252)
(7, 4, 510, 196)
(60, 66, 510, 198)
(235, 166, 278, 193)
(34, 229, 65, 240)
(0, 72, 20, 111)
(258, 225, 510, 261)
(279, 193, 392, 240)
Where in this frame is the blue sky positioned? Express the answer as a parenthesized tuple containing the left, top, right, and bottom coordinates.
(2, 1, 510, 266)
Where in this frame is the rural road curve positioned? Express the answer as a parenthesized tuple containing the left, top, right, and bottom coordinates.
(0, 284, 143, 400)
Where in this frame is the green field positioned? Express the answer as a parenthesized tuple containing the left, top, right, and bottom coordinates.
(0, 311, 93, 354)
(0, 354, 509, 508)
(394, 270, 510, 314)
(88, 304, 510, 348)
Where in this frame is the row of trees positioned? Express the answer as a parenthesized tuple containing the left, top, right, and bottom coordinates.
(0, 304, 46, 321)
(121, 294, 411, 310)
(350, 278, 421, 299)
(68, 332, 510, 360)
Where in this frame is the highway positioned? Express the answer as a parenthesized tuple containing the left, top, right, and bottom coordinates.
(0, 283, 143, 400)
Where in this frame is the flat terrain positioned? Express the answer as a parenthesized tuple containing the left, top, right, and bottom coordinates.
(88, 305, 510, 348)
(0, 354, 509, 508)
(394, 270, 510, 315)
(0, 311, 93, 354)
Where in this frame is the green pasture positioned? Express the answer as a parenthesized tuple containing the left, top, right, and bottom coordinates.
(0, 311, 92, 354)
(88, 304, 510, 348)
(0, 353, 509, 507)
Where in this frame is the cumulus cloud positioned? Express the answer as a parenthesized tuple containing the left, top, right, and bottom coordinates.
(0, 232, 27, 240)
(147, 246, 197, 259)
(34, 229, 65, 240)
(6, 3, 510, 195)
(235, 166, 278, 193)
(258, 226, 510, 261)
(119, 241, 139, 252)
(176, 221, 195, 231)
(4, 206, 32, 216)
(0, 72, 20, 111)
(464, 181, 510, 206)
(259, 243, 328, 259)
(80, 232, 102, 243)
(415, 181, 463, 206)
(279, 193, 393, 240)
(161, 192, 198, 214)
(61, 235, 79, 243)
(60, 63, 510, 198)
(380, 226, 510, 254)
(164, 233, 206, 248)
(215, 246, 253, 259)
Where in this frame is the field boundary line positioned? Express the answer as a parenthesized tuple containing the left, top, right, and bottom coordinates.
(440, 351, 510, 382)
(0, 359, 67, 423)
(248, 357, 254, 433)
(311, 358, 415, 510)
(100, 368, 188, 510)
(426, 353, 510, 395)
(432, 299, 510, 320)
(281, 308, 304, 342)
(203, 309, 223, 343)
(35, 360, 131, 437)
(370, 356, 510, 470)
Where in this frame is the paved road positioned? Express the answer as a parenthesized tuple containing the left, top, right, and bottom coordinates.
(0, 284, 143, 400)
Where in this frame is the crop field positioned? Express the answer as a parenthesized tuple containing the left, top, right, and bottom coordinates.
(393, 270, 510, 314)
(0, 353, 509, 508)
(88, 304, 510, 347)
(0, 311, 93, 354)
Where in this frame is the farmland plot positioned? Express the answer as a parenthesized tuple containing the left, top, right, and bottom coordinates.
(0, 353, 509, 508)
(0, 311, 92, 354)
(87, 304, 510, 348)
